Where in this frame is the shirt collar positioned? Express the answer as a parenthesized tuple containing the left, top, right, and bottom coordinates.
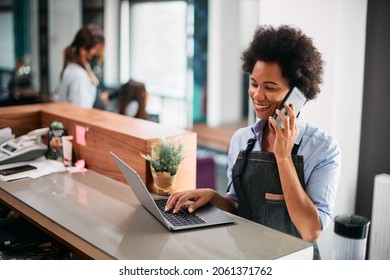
(296, 114, 306, 145)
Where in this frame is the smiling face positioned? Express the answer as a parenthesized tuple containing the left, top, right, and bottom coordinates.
(249, 61, 291, 120)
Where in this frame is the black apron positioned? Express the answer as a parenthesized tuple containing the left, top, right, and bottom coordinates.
(230, 136, 320, 259)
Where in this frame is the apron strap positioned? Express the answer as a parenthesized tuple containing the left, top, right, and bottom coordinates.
(226, 137, 256, 193)
(246, 134, 302, 155)
(240, 136, 257, 178)
(227, 135, 303, 193)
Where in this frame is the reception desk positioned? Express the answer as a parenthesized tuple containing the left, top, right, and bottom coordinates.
(0, 171, 313, 259)
(0, 102, 196, 192)
(0, 103, 313, 259)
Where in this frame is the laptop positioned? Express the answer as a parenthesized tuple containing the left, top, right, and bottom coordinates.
(110, 151, 235, 231)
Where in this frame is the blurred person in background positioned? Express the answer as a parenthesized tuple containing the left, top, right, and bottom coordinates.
(118, 79, 149, 120)
(56, 24, 108, 109)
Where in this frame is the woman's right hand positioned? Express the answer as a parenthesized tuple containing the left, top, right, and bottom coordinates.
(165, 188, 217, 214)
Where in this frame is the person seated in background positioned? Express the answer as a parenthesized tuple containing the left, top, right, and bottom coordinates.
(118, 79, 149, 120)
(56, 24, 108, 109)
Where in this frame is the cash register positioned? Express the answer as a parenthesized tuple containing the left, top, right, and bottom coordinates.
(0, 128, 49, 165)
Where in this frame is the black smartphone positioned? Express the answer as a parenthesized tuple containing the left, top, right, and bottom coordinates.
(0, 164, 37, 176)
(273, 87, 307, 129)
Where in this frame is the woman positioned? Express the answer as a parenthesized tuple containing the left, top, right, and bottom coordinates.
(166, 25, 341, 259)
(56, 24, 107, 109)
(118, 79, 149, 120)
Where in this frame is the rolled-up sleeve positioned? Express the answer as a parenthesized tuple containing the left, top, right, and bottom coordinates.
(304, 136, 341, 230)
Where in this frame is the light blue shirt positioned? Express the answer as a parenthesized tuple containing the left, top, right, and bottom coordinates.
(56, 62, 97, 109)
(226, 115, 341, 230)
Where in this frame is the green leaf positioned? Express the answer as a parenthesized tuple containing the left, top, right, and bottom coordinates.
(140, 138, 184, 176)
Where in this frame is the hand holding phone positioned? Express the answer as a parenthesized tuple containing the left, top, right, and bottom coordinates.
(273, 87, 307, 129)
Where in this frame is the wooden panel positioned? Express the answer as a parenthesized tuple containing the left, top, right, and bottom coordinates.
(1, 102, 196, 192)
(0, 104, 43, 137)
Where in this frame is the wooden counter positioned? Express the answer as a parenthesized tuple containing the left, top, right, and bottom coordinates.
(0, 171, 313, 260)
(0, 102, 196, 191)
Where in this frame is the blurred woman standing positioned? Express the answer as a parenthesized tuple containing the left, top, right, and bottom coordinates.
(56, 24, 107, 109)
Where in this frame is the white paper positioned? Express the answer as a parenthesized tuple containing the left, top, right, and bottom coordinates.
(0, 158, 66, 182)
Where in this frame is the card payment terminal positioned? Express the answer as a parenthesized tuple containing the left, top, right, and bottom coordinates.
(0, 127, 49, 165)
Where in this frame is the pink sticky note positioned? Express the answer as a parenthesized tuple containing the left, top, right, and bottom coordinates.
(66, 160, 88, 173)
(76, 125, 87, 146)
(75, 159, 86, 169)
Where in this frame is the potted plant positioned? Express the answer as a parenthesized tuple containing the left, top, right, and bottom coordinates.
(141, 137, 184, 195)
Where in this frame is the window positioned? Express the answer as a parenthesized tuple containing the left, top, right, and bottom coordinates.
(0, 9, 15, 70)
(121, 0, 192, 128)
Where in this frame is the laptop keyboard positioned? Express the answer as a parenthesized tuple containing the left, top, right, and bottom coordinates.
(154, 199, 206, 227)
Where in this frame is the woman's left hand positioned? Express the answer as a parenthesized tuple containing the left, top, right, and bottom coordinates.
(268, 103, 299, 159)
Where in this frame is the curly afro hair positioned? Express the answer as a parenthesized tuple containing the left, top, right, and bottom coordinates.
(242, 25, 324, 100)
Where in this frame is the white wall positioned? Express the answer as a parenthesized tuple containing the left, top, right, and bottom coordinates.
(207, 0, 242, 126)
(0, 11, 15, 69)
(48, 0, 82, 93)
(327, 0, 367, 259)
(104, 0, 120, 85)
(256, 0, 367, 259)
